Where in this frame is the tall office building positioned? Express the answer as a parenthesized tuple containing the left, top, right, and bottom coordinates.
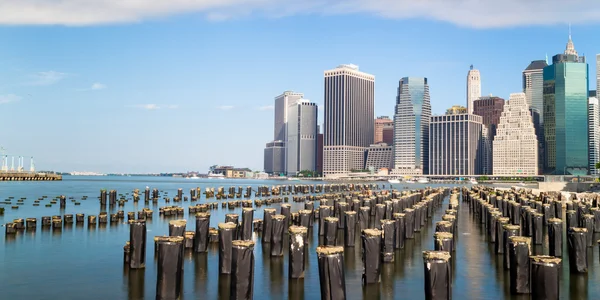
(473, 95, 505, 174)
(264, 91, 304, 175)
(286, 100, 318, 176)
(493, 93, 538, 176)
(374, 116, 393, 144)
(264, 140, 286, 175)
(381, 126, 394, 145)
(365, 143, 393, 171)
(467, 65, 481, 114)
(274, 91, 304, 141)
(523, 60, 548, 174)
(589, 91, 599, 175)
(323, 64, 375, 176)
(597, 54, 600, 94)
(543, 34, 589, 175)
(429, 108, 483, 175)
(523, 60, 548, 119)
(393, 77, 431, 175)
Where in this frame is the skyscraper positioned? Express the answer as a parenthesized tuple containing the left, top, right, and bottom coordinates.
(323, 64, 375, 176)
(264, 91, 304, 175)
(589, 91, 599, 175)
(523, 60, 548, 176)
(473, 95, 505, 174)
(429, 108, 483, 175)
(393, 77, 431, 175)
(286, 100, 318, 176)
(467, 65, 481, 114)
(597, 54, 600, 94)
(274, 91, 304, 141)
(493, 93, 538, 176)
(264, 140, 286, 176)
(374, 116, 393, 144)
(523, 60, 548, 119)
(543, 34, 589, 175)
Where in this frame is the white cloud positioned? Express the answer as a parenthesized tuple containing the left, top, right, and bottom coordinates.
(129, 104, 179, 110)
(0, 1, 598, 28)
(258, 105, 274, 111)
(0, 94, 21, 104)
(29, 71, 68, 86)
(131, 104, 160, 110)
(91, 83, 107, 90)
(217, 105, 235, 110)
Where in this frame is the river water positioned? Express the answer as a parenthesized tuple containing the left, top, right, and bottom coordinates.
(0, 176, 597, 299)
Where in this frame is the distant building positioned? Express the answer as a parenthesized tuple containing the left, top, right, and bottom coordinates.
(264, 91, 304, 175)
(323, 64, 375, 176)
(374, 116, 393, 144)
(589, 93, 599, 175)
(480, 125, 492, 175)
(543, 34, 589, 175)
(274, 91, 304, 141)
(473, 95, 505, 174)
(393, 77, 431, 175)
(286, 100, 318, 176)
(225, 168, 252, 178)
(523, 60, 548, 174)
(382, 126, 394, 145)
(264, 140, 286, 176)
(467, 65, 481, 114)
(597, 54, 600, 97)
(365, 143, 393, 171)
(446, 105, 467, 115)
(493, 93, 538, 176)
(429, 111, 483, 175)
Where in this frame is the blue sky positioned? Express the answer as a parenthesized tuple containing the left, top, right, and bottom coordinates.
(0, 1, 599, 173)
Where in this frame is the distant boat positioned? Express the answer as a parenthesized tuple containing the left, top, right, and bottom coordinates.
(208, 172, 225, 179)
(388, 179, 400, 184)
(417, 177, 429, 184)
(187, 175, 200, 179)
(405, 179, 416, 184)
(288, 177, 300, 181)
(470, 178, 478, 185)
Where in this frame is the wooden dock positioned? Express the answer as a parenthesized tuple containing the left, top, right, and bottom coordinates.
(0, 172, 62, 181)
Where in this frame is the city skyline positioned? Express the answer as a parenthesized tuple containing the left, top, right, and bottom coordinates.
(1, 6, 600, 173)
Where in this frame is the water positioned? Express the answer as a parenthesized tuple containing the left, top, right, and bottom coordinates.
(0, 176, 597, 299)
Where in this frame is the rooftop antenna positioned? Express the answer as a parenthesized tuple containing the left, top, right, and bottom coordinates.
(546, 53, 549, 64)
(569, 22, 572, 40)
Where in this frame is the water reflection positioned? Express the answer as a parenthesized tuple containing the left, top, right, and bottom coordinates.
(218, 274, 230, 300)
(194, 253, 208, 294)
(569, 273, 588, 299)
(288, 278, 305, 300)
(269, 256, 284, 298)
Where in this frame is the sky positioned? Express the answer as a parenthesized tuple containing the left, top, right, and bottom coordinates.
(0, 0, 599, 173)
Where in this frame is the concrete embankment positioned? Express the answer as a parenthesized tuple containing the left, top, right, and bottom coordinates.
(0, 172, 62, 181)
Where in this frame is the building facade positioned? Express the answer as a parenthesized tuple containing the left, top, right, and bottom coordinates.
(467, 65, 481, 114)
(492, 93, 539, 176)
(365, 143, 393, 171)
(382, 126, 394, 145)
(473, 96, 505, 174)
(264, 140, 286, 176)
(523, 60, 548, 174)
(374, 116, 393, 144)
(597, 54, 600, 95)
(543, 35, 589, 175)
(429, 112, 483, 175)
(589, 92, 599, 175)
(393, 77, 431, 175)
(274, 91, 304, 141)
(286, 100, 318, 176)
(323, 64, 375, 176)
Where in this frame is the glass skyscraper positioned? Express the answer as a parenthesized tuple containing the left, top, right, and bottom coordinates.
(393, 77, 431, 175)
(543, 35, 589, 175)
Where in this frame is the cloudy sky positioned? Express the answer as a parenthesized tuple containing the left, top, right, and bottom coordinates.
(0, 0, 598, 173)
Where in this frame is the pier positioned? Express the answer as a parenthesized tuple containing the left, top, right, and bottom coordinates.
(0, 172, 62, 181)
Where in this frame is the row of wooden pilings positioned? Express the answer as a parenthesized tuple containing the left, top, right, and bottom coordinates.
(462, 186, 600, 299)
(121, 187, 452, 300)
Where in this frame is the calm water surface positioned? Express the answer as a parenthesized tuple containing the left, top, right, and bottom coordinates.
(0, 176, 597, 299)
